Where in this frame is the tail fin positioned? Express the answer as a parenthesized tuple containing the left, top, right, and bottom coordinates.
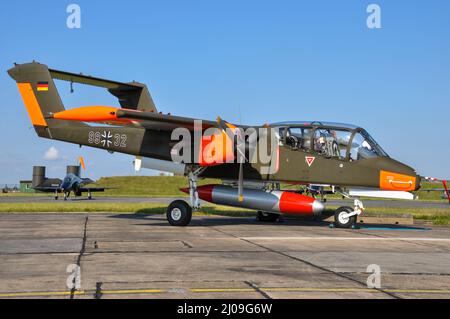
(8, 62, 87, 137)
(8, 61, 157, 137)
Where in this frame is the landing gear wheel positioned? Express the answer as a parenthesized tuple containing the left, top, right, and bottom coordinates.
(334, 206, 356, 229)
(257, 211, 280, 222)
(167, 200, 192, 226)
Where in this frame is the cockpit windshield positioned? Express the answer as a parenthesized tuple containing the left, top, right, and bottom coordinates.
(274, 122, 389, 161)
(349, 130, 388, 160)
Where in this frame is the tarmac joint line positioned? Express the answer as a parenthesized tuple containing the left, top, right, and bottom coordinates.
(70, 216, 88, 299)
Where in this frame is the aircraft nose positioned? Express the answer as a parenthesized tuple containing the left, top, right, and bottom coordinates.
(415, 175, 422, 191)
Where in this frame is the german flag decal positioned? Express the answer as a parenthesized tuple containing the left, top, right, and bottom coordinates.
(36, 82, 49, 92)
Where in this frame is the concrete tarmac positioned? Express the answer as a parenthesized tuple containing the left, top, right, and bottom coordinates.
(1, 195, 449, 208)
(0, 213, 449, 299)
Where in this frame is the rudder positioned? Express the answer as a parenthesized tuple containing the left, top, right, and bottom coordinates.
(8, 62, 86, 136)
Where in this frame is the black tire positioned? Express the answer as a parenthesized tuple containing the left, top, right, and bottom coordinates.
(334, 206, 356, 228)
(167, 200, 192, 226)
(257, 211, 280, 222)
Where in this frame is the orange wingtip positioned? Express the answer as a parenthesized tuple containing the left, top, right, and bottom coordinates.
(53, 106, 134, 123)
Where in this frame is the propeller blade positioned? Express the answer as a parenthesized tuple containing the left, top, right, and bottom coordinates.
(238, 161, 244, 202)
(216, 116, 246, 202)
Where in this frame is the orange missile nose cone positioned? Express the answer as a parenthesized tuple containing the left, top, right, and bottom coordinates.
(180, 187, 189, 194)
(180, 185, 215, 203)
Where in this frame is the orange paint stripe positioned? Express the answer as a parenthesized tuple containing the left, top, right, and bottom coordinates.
(379, 170, 416, 191)
(17, 83, 47, 127)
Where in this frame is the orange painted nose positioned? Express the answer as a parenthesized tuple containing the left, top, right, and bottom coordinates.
(379, 170, 417, 192)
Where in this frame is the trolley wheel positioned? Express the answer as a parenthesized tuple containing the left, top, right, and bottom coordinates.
(167, 200, 192, 226)
(334, 206, 356, 228)
(256, 211, 280, 222)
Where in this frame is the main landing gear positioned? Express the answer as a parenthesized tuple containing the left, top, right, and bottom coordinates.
(166, 200, 192, 226)
(334, 199, 364, 228)
(166, 168, 203, 227)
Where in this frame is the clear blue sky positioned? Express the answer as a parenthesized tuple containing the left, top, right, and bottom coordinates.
(0, 0, 449, 184)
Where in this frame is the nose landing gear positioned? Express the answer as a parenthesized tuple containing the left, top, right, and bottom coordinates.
(334, 199, 364, 228)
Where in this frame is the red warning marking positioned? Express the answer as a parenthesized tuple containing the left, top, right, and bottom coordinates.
(305, 156, 315, 167)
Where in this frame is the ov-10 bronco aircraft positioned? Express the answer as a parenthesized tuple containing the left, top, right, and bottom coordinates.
(9, 61, 445, 228)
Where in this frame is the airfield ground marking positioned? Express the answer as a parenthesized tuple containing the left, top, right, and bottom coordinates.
(1, 287, 449, 298)
(190, 288, 255, 293)
(100, 289, 165, 295)
(241, 237, 450, 241)
(0, 290, 86, 298)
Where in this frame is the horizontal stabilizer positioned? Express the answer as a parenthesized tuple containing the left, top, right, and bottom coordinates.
(49, 68, 157, 112)
(49, 69, 139, 90)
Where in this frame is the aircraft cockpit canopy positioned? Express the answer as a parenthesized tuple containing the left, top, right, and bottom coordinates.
(273, 121, 388, 161)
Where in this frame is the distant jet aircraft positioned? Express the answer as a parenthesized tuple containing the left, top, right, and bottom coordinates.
(31, 162, 105, 200)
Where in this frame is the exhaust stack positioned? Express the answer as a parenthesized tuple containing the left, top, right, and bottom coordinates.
(66, 165, 81, 177)
(32, 166, 46, 188)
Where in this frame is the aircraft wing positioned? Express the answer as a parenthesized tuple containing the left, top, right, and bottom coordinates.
(78, 187, 105, 192)
(81, 178, 95, 184)
(33, 186, 62, 192)
(116, 108, 221, 131)
(48, 106, 220, 131)
(48, 106, 253, 132)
